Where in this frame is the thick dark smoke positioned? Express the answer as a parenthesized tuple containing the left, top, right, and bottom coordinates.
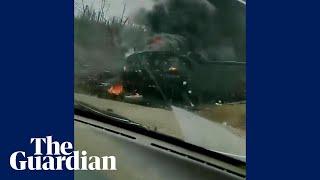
(138, 0, 245, 61)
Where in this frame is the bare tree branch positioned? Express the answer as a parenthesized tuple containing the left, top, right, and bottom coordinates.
(120, 2, 126, 24)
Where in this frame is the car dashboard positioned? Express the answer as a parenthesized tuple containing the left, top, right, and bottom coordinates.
(74, 112, 246, 180)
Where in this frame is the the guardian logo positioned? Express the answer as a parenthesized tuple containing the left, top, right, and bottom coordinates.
(10, 136, 117, 171)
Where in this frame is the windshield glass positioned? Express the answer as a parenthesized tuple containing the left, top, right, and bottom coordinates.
(75, 0, 246, 161)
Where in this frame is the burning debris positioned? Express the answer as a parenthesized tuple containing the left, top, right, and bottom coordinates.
(108, 83, 124, 96)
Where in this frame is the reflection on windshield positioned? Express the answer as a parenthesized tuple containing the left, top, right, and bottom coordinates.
(74, 0, 246, 161)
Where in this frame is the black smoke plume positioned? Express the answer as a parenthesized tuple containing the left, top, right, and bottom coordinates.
(140, 0, 245, 61)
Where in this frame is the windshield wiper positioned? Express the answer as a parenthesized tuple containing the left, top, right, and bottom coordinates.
(74, 102, 246, 168)
(74, 101, 146, 129)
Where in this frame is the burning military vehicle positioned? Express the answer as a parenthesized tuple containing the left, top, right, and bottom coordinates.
(118, 34, 246, 107)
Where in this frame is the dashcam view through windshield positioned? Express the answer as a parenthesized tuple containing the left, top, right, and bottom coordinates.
(75, 0, 246, 161)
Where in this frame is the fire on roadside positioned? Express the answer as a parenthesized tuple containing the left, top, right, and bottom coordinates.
(108, 83, 124, 96)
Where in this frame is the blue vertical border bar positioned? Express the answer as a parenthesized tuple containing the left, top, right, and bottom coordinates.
(0, 0, 74, 179)
(247, 0, 320, 180)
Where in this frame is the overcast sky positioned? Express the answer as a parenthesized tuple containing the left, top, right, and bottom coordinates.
(75, 0, 156, 18)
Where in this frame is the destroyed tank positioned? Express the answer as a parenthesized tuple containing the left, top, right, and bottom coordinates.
(121, 34, 245, 107)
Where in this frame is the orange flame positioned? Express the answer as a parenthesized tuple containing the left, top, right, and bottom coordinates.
(108, 84, 123, 96)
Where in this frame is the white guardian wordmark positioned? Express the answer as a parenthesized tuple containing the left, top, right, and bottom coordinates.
(10, 136, 117, 171)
